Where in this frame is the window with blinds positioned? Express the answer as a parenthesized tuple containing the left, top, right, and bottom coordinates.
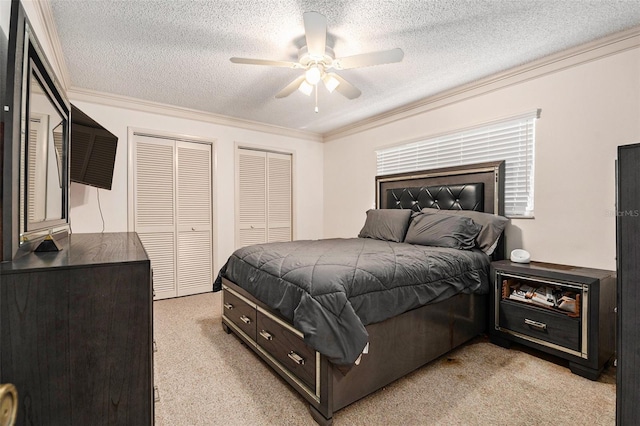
(376, 110, 539, 217)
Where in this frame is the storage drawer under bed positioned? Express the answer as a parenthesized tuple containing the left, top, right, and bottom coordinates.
(222, 289, 256, 341)
(222, 284, 318, 397)
(256, 311, 316, 391)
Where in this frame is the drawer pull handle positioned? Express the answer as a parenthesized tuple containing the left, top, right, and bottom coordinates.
(259, 330, 273, 341)
(524, 318, 547, 331)
(224, 303, 234, 310)
(240, 315, 251, 324)
(288, 351, 305, 365)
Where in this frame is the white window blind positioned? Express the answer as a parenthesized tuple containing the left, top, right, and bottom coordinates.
(376, 110, 539, 217)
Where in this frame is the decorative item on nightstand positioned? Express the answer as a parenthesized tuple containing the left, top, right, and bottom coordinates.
(489, 260, 616, 380)
(510, 249, 530, 263)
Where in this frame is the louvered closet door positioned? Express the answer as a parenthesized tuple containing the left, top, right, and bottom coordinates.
(237, 149, 267, 247)
(267, 152, 292, 243)
(176, 141, 212, 296)
(134, 136, 177, 299)
(236, 148, 292, 248)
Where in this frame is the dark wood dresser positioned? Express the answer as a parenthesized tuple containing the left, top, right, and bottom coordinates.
(0, 232, 153, 425)
(617, 143, 640, 425)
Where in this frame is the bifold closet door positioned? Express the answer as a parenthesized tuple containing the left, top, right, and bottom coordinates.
(236, 148, 291, 248)
(176, 141, 212, 297)
(133, 135, 213, 299)
(267, 152, 292, 243)
(237, 149, 267, 247)
(134, 136, 177, 299)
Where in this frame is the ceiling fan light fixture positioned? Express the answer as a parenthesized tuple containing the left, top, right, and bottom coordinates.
(298, 80, 314, 96)
(230, 12, 402, 103)
(305, 65, 322, 85)
(323, 74, 340, 93)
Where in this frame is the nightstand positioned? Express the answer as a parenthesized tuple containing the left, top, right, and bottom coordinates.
(489, 260, 616, 380)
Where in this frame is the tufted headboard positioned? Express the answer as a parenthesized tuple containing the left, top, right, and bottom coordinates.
(376, 161, 504, 214)
(385, 183, 484, 212)
(376, 161, 506, 258)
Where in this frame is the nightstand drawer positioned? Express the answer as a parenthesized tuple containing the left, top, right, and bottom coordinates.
(499, 300, 581, 352)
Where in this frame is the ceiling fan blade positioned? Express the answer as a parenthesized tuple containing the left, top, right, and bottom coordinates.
(333, 48, 404, 70)
(275, 75, 307, 98)
(230, 57, 301, 68)
(303, 11, 327, 58)
(328, 73, 361, 99)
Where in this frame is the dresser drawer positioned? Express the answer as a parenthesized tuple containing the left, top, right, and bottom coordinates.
(256, 311, 316, 390)
(223, 289, 256, 341)
(499, 300, 581, 352)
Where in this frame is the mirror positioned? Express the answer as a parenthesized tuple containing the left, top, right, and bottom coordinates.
(18, 22, 70, 246)
(26, 71, 64, 222)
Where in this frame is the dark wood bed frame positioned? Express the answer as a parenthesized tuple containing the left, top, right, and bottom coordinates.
(221, 161, 505, 425)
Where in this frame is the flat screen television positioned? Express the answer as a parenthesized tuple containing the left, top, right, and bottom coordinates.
(70, 104, 118, 190)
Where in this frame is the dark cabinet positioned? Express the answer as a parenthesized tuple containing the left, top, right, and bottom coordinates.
(616, 143, 640, 425)
(0, 233, 153, 425)
(490, 260, 615, 380)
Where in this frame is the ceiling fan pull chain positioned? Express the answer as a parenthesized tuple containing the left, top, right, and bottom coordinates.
(315, 84, 319, 113)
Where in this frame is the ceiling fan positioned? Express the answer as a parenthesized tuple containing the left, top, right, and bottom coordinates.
(230, 11, 404, 107)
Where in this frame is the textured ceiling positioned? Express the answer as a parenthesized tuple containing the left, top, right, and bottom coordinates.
(49, 0, 640, 135)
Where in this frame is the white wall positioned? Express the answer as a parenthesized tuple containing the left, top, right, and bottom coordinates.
(323, 46, 640, 271)
(68, 100, 324, 274)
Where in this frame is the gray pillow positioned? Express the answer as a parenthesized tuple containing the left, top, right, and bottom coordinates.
(358, 209, 412, 242)
(405, 213, 482, 250)
(421, 208, 509, 255)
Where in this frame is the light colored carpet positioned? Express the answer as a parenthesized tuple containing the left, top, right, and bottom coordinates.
(153, 292, 615, 425)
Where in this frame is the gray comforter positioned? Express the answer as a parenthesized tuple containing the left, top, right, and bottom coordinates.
(215, 238, 490, 365)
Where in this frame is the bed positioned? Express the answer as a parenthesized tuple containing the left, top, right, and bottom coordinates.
(216, 161, 506, 425)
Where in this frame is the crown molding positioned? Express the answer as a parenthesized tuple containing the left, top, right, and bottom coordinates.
(35, 0, 71, 90)
(323, 25, 640, 142)
(67, 87, 323, 142)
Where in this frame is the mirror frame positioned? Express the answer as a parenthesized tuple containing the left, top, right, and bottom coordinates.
(1, 2, 70, 260)
(19, 22, 70, 243)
